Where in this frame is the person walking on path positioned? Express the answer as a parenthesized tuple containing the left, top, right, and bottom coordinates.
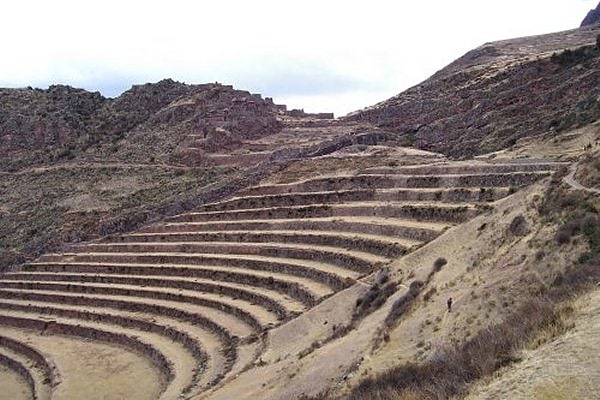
(447, 297, 453, 312)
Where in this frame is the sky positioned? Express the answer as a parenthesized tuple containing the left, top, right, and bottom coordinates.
(1, 1, 597, 117)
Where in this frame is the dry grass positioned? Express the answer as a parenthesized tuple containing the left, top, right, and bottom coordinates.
(343, 297, 569, 400)
(575, 151, 600, 188)
(310, 174, 600, 400)
(0, 164, 233, 269)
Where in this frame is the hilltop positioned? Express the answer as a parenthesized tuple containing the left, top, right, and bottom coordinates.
(0, 80, 285, 170)
(582, 1, 600, 26)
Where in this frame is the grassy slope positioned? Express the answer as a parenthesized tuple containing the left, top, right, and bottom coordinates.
(464, 288, 600, 400)
(337, 176, 600, 400)
(0, 80, 286, 268)
(0, 164, 233, 268)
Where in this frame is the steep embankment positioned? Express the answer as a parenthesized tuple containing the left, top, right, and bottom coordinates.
(345, 24, 600, 158)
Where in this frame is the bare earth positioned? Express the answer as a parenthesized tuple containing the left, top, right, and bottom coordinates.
(0, 327, 163, 400)
(0, 363, 31, 400)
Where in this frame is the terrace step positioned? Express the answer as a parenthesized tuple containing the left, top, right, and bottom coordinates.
(359, 161, 567, 175)
(0, 357, 33, 400)
(140, 216, 446, 243)
(0, 291, 244, 390)
(0, 325, 166, 400)
(165, 202, 480, 224)
(0, 302, 206, 392)
(0, 311, 182, 399)
(119, 229, 411, 258)
(23, 262, 331, 306)
(0, 298, 238, 393)
(0, 280, 256, 339)
(0, 347, 38, 400)
(0, 334, 59, 400)
(195, 187, 510, 212)
(0, 279, 282, 328)
(238, 172, 549, 196)
(36, 252, 360, 291)
(69, 241, 387, 274)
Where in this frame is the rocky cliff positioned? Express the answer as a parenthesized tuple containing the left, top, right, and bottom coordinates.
(581, 2, 600, 26)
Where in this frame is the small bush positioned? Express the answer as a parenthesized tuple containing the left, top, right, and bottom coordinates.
(354, 281, 398, 321)
(550, 44, 599, 67)
(578, 252, 593, 264)
(423, 287, 437, 302)
(509, 215, 528, 236)
(433, 257, 447, 271)
(581, 213, 599, 236)
(385, 280, 424, 327)
(427, 257, 448, 281)
(554, 229, 571, 245)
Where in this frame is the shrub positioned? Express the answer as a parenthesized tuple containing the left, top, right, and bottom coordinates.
(555, 229, 572, 245)
(433, 257, 448, 271)
(354, 281, 398, 321)
(578, 252, 593, 264)
(423, 287, 437, 302)
(428, 257, 448, 281)
(385, 280, 423, 327)
(550, 44, 599, 67)
(509, 215, 528, 236)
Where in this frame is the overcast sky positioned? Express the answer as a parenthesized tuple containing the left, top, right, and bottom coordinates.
(1, 1, 597, 116)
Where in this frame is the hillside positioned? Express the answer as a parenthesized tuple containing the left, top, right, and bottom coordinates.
(0, 80, 288, 170)
(0, 18, 599, 400)
(345, 24, 600, 158)
(0, 81, 371, 269)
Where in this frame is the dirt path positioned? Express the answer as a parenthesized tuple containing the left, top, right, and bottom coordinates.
(563, 162, 600, 194)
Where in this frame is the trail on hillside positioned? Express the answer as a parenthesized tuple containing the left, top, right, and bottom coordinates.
(564, 162, 600, 194)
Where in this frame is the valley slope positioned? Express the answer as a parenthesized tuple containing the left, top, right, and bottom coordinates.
(0, 19, 599, 400)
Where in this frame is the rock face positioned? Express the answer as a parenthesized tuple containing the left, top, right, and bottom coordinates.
(344, 25, 600, 158)
(581, 2, 600, 26)
(0, 80, 286, 170)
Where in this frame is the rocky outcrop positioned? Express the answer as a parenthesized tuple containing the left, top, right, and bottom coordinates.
(581, 2, 600, 26)
(0, 80, 284, 170)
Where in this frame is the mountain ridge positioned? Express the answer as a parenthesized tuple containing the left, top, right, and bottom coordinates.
(345, 24, 600, 158)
